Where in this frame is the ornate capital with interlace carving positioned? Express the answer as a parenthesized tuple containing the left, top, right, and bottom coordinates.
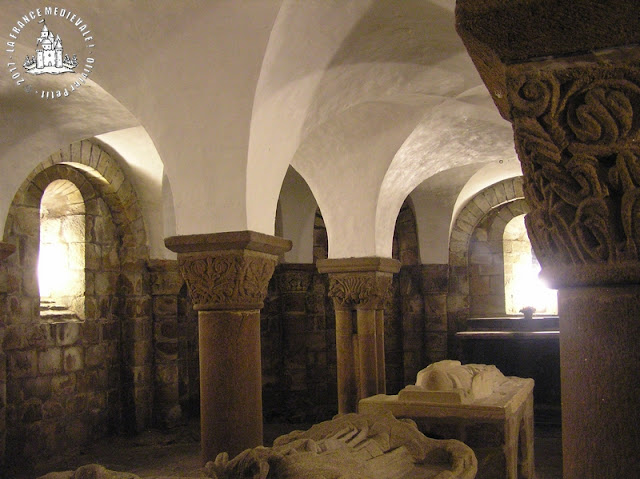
(317, 257, 401, 310)
(165, 231, 291, 311)
(178, 251, 277, 310)
(505, 47, 640, 287)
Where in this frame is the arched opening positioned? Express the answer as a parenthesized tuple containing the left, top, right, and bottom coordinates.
(3, 140, 153, 468)
(503, 215, 557, 316)
(38, 179, 85, 320)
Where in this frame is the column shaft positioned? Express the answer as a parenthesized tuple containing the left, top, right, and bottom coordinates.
(199, 309, 263, 461)
(356, 308, 378, 400)
(335, 307, 357, 414)
(375, 309, 386, 394)
(559, 285, 640, 478)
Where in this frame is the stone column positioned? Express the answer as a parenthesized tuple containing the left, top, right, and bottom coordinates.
(317, 258, 400, 413)
(0, 242, 16, 467)
(332, 305, 358, 414)
(457, 6, 640, 475)
(165, 231, 291, 462)
(508, 51, 640, 479)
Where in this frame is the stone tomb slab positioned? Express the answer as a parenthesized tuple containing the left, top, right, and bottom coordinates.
(359, 376, 534, 479)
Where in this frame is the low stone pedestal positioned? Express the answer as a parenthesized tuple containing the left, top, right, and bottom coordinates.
(359, 376, 534, 479)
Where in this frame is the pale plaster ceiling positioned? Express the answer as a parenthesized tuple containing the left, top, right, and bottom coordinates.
(1, 0, 518, 260)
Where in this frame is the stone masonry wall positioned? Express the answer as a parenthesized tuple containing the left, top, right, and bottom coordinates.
(1, 141, 153, 469)
(261, 264, 336, 423)
(448, 177, 526, 342)
(176, 285, 199, 419)
(421, 264, 449, 365)
(469, 201, 529, 317)
(468, 208, 507, 317)
(3, 185, 122, 466)
(148, 260, 184, 428)
(0, 248, 11, 467)
(148, 260, 199, 427)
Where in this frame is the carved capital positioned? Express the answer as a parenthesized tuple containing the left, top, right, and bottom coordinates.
(276, 264, 314, 294)
(165, 231, 291, 310)
(317, 257, 400, 309)
(327, 272, 394, 310)
(178, 251, 276, 310)
(505, 47, 640, 285)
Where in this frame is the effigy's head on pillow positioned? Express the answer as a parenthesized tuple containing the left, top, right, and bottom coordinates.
(400, 360, 506, 403)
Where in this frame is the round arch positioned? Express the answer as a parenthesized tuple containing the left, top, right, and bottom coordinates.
(446, 177, 526, 336)
(1, 139, 151, 464)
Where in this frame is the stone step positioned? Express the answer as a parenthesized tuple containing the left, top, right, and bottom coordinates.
(39, 301, 78, 320)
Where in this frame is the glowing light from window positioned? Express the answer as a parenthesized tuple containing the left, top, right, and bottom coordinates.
(504, 215, 557, 315)
(509, 258, 557, 315)
(38, 242, 71, 298)
(38, 179, 85, 318)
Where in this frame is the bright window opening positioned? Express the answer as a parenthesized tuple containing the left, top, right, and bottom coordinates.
(503, 215, 557, 316)
(38, 179, 85, 320)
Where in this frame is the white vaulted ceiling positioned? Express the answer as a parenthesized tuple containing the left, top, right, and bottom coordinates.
(0, 0, 520, 260)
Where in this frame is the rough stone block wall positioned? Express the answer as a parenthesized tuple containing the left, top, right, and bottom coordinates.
(0, 142, 155, 469)
(384, 274, 404, 394)
(2, 193, 125, 466)
(393, 203, 421, 266)
(149, 260, 185, 428)
(147, 262, 199, 426)
(176, 285, 199, 418)
(468, 200, 529, 318)
(394, 266, 424, 390)
(421, 264, 449, 365)
(261, 264, 337, 423)
(469, 220, 505, 317)
(0, 257, 8, 465)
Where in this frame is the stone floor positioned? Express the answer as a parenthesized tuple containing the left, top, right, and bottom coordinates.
(10, 420, 562, 479)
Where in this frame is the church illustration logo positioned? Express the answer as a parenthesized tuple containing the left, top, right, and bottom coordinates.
(5, 7, 96, 99)
(23, 20, 79, 75)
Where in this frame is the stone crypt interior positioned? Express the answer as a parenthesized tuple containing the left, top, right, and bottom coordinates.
(1, 1, 639, 478)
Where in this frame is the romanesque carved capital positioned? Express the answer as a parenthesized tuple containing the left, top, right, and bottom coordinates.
(317, 257, 401, 310)
(178, 251, 276, 310)
(276, 264, 315, 294)
(505, 47, 640, 286)
(327, 272, 394, 310)
(165, 231, 292, 310)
